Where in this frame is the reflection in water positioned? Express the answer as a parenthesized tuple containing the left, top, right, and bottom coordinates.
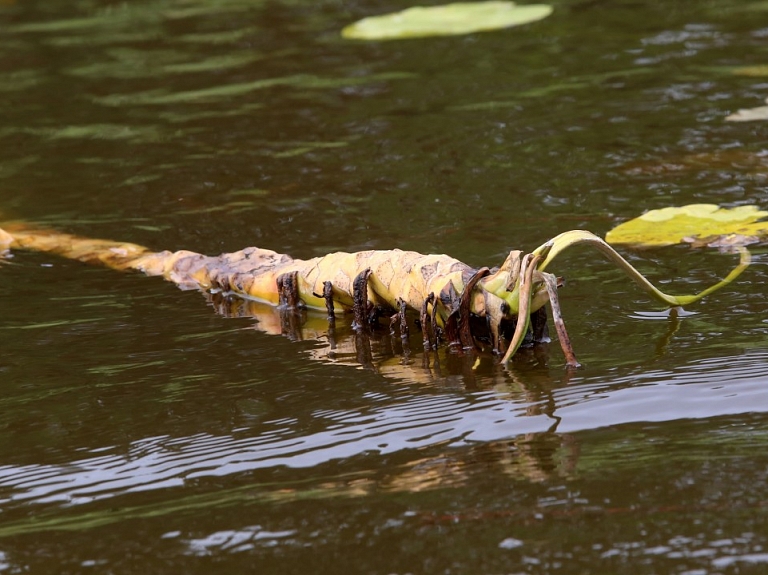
(377, 432, 579, 490)
(65, 49, 268, 79)
(0, 395, 551, 508)
(2, 347, 768, 533)
(205, 288, 697, 391)
(0, 431, 579, 537)
(92, 71, 414, 106)
(183, 525, 297, 556)
(205, 289, 565, 386)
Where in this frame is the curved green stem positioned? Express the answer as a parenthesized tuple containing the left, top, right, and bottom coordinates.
(531, 230, 751, 307)
(500, 254, 539, 364)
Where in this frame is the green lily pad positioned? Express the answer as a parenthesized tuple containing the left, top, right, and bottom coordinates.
(605, 204, 768, 248)
(341, 1, 553, 40)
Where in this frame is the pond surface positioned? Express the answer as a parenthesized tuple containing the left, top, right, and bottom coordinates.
(2, 0, 768, 572)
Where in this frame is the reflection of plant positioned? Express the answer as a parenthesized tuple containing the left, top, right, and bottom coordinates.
(0, 214, 748, 369)
(379, 433, 580, 491)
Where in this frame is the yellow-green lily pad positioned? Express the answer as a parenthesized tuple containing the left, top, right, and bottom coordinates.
(341, 1, 553, 40)
(605, 204, 768, 247)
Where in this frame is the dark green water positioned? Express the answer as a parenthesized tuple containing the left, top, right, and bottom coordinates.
(3, 0, 768, 572)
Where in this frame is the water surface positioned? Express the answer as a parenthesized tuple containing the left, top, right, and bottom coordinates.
(2, 0, 768, 572)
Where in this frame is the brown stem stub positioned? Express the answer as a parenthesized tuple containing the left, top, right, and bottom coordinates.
(352, 268, 372, 331)
(398, 298, 409, 344)
(276, 271, 301, 309)
(430, 297, 440, 345)
(420, 292, 435, 350)
(458, 267, 490, 349)
(320, 281, 337, 347)
(322, 281, 335, 322)
(389, 313, 399, 335)
(275, 272, 305, 341)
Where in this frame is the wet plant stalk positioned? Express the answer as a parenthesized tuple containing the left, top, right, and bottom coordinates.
(0, 223, 749, 366)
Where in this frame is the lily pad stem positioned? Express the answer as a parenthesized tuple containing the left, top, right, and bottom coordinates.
(532, 230, 751, 307)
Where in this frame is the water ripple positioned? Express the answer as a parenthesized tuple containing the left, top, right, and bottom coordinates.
(2, 350, 768, 507)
